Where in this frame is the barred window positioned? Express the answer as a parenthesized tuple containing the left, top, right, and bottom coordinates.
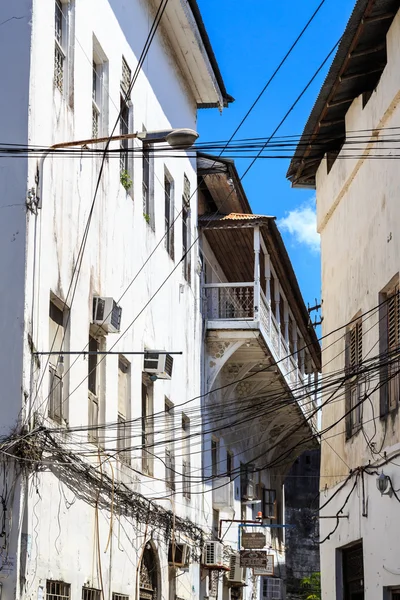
(164, 169, 174, 259)
(46, 581, 71, 600)
(112, 595, 129, 600)
(182, 414, 190, 499)
(82, 588, 101, 600)
(165, 399, 175, 490)
(182, 174, 191, 283)
(54, 0, 65, 92)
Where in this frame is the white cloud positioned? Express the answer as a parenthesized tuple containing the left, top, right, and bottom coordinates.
(277, 200, 320, 253)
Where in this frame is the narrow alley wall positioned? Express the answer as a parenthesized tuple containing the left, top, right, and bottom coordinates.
(284, 449, 320, 600)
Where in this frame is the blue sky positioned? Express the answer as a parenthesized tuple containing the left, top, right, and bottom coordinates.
(197, 0, 355, 313)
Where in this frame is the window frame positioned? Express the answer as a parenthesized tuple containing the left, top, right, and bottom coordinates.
(142, 139, 154, 227)
(141, 376, 154, 476)
(53, 0, 74, 106)
(345, 317, 363, 438)
(182, 174, 191, 283)
(48, 298, 69, 424)
(182, 413, 191, 499)
(380, 281, 400, 416)
(165, 399, 175, 490)
(262, 488, 277, 519)
(164, 167, 175, 260)
(117, 357, 131, 465)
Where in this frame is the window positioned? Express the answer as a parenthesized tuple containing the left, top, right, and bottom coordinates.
(92, 39, 108, 139)
(380, 283, 400, 414)
(182, 414, 191, 499)
(120, 57, 132, 182)
(53, 0, 74, 103)
(82, 588, 101, 600)
(240, 463, 255, 500)
(142, 377, 154, 475)
(88, 335, 100, 444)
(212, 508, 219, 539)
(262, 488, 277, 519)
(227, 450, 233, 479)
(117, 358, 131, 464)
(164, 169, 174, 259)
(211, 438, 219, 478)
(46, 581, 71, 600)
(54, 0, 65, 92)
(112, 595, 129, 600)
(341, 541, 364, 600)
(165, 399, 175, 490)
(182, 174, 191, 283)
(48, 300, 68, 423)
(142, 138, 154, 227)
(270, 272, 276, 317)
(345, 318, 363, 437)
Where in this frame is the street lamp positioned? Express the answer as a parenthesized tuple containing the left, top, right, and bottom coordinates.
(37, 127, 199, 208)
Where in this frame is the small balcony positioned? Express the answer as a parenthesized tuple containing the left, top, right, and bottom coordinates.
(200, 213, 320, 425)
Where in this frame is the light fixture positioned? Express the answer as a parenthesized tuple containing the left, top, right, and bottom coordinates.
(57, 355, 65, 376)
(164, 128, 199, 148)
(376, 472, 392, 497)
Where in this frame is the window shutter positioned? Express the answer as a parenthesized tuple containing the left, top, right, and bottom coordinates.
(388, 286, 399, 351)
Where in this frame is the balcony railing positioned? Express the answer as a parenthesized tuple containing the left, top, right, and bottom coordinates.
(203, 283, 255, 320)
(203, 283, 318, 420)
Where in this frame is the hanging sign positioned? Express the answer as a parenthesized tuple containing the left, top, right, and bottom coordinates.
(240, 551, 274, 574)
(241, 532, 266, 549)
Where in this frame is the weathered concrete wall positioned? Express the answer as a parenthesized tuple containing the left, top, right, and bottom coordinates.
(314, 8, 400, 600)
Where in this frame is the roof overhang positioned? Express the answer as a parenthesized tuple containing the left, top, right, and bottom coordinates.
(197, 153, 252, 213)
(287, 0, 400, 188)
(151, 0, 233, 109)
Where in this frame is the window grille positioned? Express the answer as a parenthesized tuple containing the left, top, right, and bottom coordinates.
(54, 0, 65, 92)
(165, 400, 175, 489)
(262, 578, 282, 599)
(92, 61, 100, 138)
(82, 588, 101, 600)
(142, 380, 154, 476)
(121, 57, 131, 96)
(342, 542, 364, 599)
(49, 365, 63, 422)
(46, 581, 71, 600)
(112, 594, 129, 600)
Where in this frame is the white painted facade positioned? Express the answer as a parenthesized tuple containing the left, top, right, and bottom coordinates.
(0, 1, 228, 599)
(291, 6, 400, 600)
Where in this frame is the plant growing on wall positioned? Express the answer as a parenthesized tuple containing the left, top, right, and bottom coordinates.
(143, 213, 150, 224)
(120, 170, 132, 192)
(300, 572, 321, 600)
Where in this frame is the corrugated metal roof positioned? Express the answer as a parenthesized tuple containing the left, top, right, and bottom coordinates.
(287, 0, 400, 187)
(198, 212, 274, 223)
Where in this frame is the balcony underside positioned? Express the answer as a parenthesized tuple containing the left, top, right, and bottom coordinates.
(205, 329, 318, 476)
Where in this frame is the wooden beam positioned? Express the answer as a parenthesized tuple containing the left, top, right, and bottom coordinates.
(363, 12, 396, 24)
(350, 43, 385, 58)
(319, 118, 345, 128)
(340, 66, 384, 81)
(327, 97, 353, 108)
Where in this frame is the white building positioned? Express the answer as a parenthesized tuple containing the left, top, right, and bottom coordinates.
(197, 154, 321, 600)
(0, 1, 231, 599)
(288, 1, 400, 599)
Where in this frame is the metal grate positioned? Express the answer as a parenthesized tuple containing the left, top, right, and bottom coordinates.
(54, 44, 64, 92)
(82, 588, 101, 600)
(92, 104, 99, 138)
(112, 594, 129, 600)
(46, 581, 71, 600)
(121, 57, 131, 96)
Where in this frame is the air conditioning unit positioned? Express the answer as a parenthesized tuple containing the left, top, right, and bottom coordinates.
(144, 352, 174, 379)
(261, 578, 282, 600)
(92, 297, 122, 333)
(202, 541, 224, 568)
(227, 553, 245, 585)
(213, 477, 234, 511)
(168, 542, 190, 567)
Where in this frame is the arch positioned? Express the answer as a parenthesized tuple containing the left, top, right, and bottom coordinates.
(139, 543, 160, 600)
